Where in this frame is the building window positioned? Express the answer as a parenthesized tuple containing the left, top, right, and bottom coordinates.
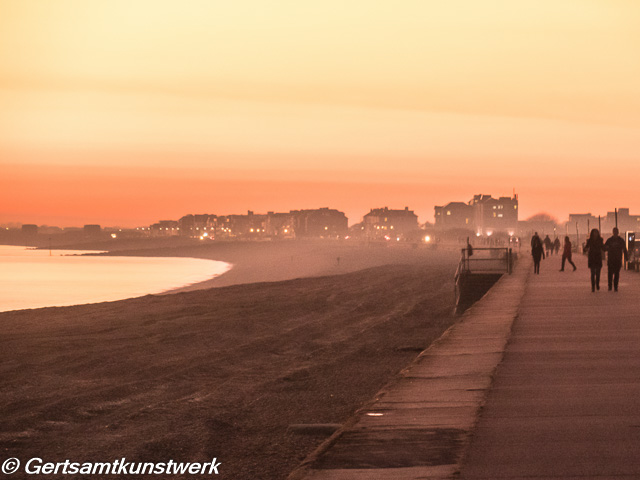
(447, 211, 451, 215)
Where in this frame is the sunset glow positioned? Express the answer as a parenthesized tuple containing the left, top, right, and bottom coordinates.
(2, 0, 640, 226)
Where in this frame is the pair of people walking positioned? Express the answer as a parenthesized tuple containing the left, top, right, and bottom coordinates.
(542, 235, 561, 256)
(583, 227, 628, 292)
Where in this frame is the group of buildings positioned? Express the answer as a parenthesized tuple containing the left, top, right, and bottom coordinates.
(148, 208, 349, 240)
(569, 209, 640, 236)
(146, 207, 423, 241)
(144, 194, 523, 242)
(147, 207, 425, 241)
(14, 194, 640, 243)
(434, 194, 519, 236)
(434, 194, 640, 240)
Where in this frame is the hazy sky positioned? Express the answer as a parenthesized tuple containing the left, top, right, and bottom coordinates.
(2, 0, 639, 226)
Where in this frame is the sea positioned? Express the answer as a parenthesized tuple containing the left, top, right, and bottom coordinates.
(0, 245, 231, 312)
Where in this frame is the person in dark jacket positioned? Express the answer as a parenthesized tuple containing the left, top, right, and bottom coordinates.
(560, 236, 576, 272)
(584, 228, 604, 292)
(531, 233, 545, 274)
(604, 227, 628, 291)
(553, 237, 561, 255)
(543, 235, 552, 256)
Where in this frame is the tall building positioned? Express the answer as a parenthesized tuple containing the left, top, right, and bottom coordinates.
(434, 193, 518, 235)
(470, 194, 518, 236)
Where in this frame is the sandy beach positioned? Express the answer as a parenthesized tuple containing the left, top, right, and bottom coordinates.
(66, 237, 459, 290)
(0, 240, 459, 479)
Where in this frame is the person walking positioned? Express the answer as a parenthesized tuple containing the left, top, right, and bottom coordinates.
(559, 236, 577, 272)
(531, 232, 545, 274)
(604, 227, 628, 292)
(553, 237, 561, 255)
(543, 235, 552, 256)
(584, 229, 604, 292)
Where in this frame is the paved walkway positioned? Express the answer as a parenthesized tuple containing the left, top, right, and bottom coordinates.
(290, 251, 640, 480)
(461, 252, 640, 479)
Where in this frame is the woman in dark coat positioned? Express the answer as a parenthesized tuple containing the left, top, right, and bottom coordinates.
(531, 233, 545, 274)
(584, 228, 604, 292)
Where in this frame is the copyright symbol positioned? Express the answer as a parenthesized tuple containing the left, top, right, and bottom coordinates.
(2, 458, 20, 474)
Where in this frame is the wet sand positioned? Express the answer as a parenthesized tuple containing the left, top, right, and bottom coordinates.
(0, 241, 458, 479)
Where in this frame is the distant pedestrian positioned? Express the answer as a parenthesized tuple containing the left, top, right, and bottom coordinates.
(531, 232, 545, 274)
(543, 235, 552, 256)
(604, 227, 628, 292)
(553, 237, 561, 255)
(584, 229, 604, 292)
(559, 236, 576, 272)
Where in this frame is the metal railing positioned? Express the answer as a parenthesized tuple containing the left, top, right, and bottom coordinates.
(455, 247, 514, 278)
(454, 247, 515, 314)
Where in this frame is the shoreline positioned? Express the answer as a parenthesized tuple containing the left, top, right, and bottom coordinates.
(2, 239, 458, 313)
(0, 244, 233, 313)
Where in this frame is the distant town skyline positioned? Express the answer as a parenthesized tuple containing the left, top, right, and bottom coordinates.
(2, 1, 640, 228)
(3, 198, 638, 232)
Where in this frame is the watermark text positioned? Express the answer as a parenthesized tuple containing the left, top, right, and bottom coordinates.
(2, 457, 221, 476)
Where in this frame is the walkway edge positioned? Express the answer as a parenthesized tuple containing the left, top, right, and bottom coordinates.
(288, 257, 530, 480)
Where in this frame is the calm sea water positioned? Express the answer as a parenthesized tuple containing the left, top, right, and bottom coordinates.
(0, 245, 231, 312)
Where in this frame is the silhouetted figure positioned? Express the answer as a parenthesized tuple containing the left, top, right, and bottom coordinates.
(543, 235, 552, 256)
(584, 229, 604, 292)
(560, 236, 576, 272)
(531, 232, 545, 274)
(604, 227, 628, 292)
(553, 237, 561, 255)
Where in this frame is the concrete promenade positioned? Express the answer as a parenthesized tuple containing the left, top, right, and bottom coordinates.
(290, 251, 640, 479)
(461, 252, 640, 479)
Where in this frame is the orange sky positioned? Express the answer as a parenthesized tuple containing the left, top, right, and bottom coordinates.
(2, 1, 640, 227)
